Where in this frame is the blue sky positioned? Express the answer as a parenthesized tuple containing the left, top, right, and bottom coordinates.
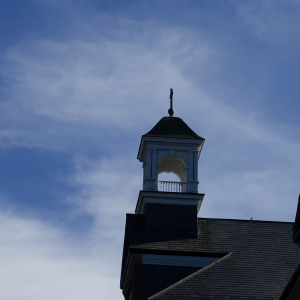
(1, 0, 300, 299)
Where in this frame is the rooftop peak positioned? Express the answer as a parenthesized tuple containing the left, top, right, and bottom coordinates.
(143, 116, 204, 140)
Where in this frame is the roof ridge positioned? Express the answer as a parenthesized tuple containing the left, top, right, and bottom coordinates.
(199, 217, 294, 224)
(148, 252, 232, 299)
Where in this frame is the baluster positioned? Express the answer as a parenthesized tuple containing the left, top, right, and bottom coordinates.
(156, 181, 188, 192)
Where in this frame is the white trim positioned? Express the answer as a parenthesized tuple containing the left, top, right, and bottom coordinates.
(138, 136, 203, 162)
(135, 191, 204, 214)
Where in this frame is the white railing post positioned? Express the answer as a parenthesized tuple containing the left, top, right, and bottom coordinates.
(157, 181, 186, 193)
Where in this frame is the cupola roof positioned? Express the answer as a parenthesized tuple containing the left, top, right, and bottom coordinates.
(143, 116, 204, 140)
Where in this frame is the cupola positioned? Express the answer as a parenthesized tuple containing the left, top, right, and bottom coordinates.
(134, 90, 205, 238)
(137, 115, 205, 194)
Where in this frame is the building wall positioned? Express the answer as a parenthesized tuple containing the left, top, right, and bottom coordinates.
(122, 253, 142, 300)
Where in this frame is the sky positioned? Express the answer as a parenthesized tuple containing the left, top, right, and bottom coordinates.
(1, 0, 300, 299)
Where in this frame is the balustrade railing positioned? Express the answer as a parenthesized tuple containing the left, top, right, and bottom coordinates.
(158, 181, 186, 193)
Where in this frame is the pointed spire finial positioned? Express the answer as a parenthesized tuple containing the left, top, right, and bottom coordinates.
(168, 88, 175, 116)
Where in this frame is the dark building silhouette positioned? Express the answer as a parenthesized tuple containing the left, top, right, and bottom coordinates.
(120, 113, 300, 300)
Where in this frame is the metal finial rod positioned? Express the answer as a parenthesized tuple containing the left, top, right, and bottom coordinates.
(170, 88, 173, 108)
(168, 88, 174, 116)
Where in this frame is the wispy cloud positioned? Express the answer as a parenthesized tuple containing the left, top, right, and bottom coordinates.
(68, 155, 141, 227)
(0, 155, 142, 300)
(0, 17, 216, 151)
(0, 208, 124, 299)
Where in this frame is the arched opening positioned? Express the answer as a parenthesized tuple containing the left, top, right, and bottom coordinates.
(158, 172, 180, 182)
(158, 155, 186, 182)
(158, 156, 186, 192)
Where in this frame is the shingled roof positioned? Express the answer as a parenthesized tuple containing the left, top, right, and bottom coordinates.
(143, 116, 204, 140)
(124, 215, 300, 299)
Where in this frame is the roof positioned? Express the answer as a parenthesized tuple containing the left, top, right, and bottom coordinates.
(279, 263, 300, 300)
(124, 215, 300, 299)
(143, 116, 204, 140)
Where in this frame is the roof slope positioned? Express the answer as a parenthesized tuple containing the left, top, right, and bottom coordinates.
(125, 215, 300, 299)
(143, 116, 204, 140)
